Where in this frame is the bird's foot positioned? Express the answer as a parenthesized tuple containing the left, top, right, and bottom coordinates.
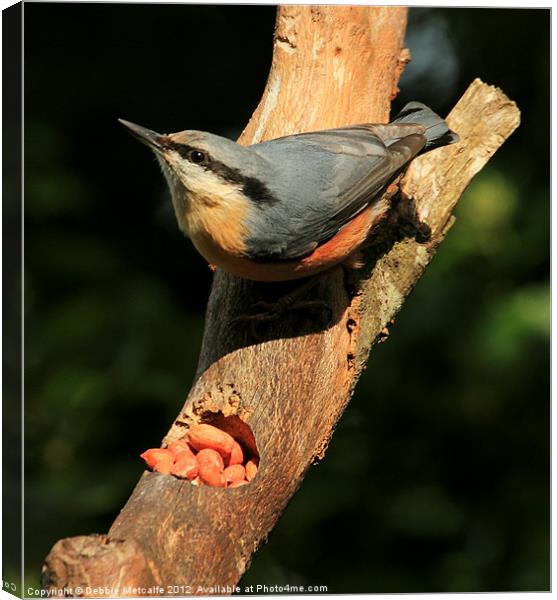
(231, 274, 332, 332)
(235, 297, 332, 324)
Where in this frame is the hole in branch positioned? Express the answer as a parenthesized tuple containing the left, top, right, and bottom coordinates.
(141, 413, 259, 488)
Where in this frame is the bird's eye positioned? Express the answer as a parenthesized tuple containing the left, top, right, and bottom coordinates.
(189, 150, 206, 164)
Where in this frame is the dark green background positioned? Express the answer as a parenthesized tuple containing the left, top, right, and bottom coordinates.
(18, 4, 549, 594)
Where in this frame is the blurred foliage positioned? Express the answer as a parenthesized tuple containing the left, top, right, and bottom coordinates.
(19, 5, 548, 594)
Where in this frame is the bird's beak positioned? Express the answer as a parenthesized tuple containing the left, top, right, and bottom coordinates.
(118, 119, 164, 151)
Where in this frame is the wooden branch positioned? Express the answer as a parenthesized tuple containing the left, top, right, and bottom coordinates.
(42, 6, 520, 597)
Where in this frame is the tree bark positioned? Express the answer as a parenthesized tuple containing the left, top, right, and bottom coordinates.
(42, 6, 520, 597)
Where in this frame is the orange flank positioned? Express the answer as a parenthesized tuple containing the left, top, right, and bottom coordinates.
(300, 205, 375, 272)
(197, 203, 380, 282)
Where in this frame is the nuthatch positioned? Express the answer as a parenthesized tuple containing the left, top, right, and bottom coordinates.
(120, 103, 458, 282)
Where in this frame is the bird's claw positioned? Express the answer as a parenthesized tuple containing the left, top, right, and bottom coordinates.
(231, 298, 332, 329)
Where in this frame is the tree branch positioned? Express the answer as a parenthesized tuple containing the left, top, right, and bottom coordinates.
(42, 6, 519, 597)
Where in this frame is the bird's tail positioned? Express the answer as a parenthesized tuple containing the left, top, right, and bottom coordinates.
(392, 101, 459, 151)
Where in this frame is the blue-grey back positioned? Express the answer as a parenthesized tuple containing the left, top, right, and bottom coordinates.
(244, 129, 407, 260)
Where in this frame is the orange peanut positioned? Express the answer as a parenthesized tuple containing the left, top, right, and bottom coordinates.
(140, 448, 174, 470)
(229, 480, 248, 488)
(153, 455, 174, 474)
(228, 441, 244, 466)
(196, 448, 224, 471)
(171, 453, 199, 480)
(224, 464, 245, 485)
(198, 462, 226, 487)
(186, 424, 235, 458)
(167, 439, 194, 458)
(245, 459, 258, 481)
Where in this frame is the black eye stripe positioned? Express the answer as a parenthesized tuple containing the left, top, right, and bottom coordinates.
(161, 138, 279, 206)
(163, 140, 210, 164)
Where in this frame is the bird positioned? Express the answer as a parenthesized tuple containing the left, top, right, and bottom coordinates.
(119, 103, 458, 283)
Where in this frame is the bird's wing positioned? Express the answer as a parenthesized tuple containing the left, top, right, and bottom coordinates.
(247, 126, 426, 261)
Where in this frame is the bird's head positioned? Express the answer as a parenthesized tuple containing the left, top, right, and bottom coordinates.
(119, 119, 271, 237)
